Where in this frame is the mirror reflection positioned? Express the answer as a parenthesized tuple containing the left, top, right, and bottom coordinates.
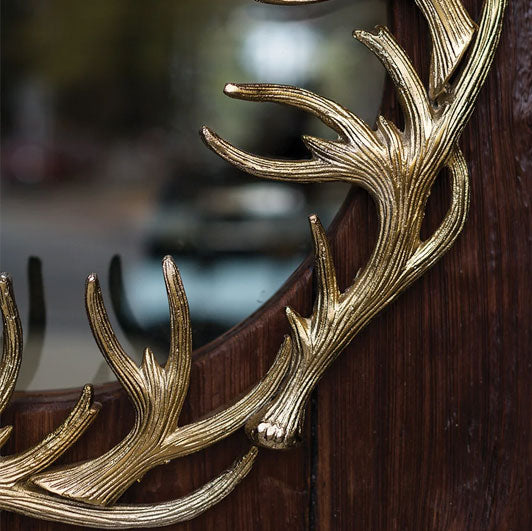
(0, 0, 386, 390)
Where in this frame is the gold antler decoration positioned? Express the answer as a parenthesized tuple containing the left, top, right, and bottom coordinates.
(0, 0, 505, 526)
(202, 0, 505, 449)
(0, 265, 288, 527)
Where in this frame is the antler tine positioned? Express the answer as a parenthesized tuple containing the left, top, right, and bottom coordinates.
(0, 385, 100, 487)
(0, 426, 12, 450)
(275, 216, 340, 360)
(85, 274, 147, 410)
(203, 126, 390, 199)
(162, 256, 191, 387)
(354, 26, 432, 155)
(0, 274, 23, 414)
(202, 126, 337, 182)
(2, 447, 259, 528)
(442, 0, 506, 148)
(223, 83, 376, 143)
(308, 215, 339, 336)
(416, 0, 477, 99)
(406, 145, 470, 274)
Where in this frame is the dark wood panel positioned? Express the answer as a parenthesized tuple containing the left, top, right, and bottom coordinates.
(315, 0, 532, 529)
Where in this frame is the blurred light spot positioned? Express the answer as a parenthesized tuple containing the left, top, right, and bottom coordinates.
(199, 183, 304, 218)
(241, 21, 320, 84)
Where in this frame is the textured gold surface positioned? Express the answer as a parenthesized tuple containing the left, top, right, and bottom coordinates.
(0, 0, 505, 526)
(203, 0, 506, 450)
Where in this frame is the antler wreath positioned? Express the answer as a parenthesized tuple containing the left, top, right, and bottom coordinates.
(0, 0, 505, 527)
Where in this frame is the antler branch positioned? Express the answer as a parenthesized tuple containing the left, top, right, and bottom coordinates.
(203, 0, 506, 448)
(32, 256, 291, 505)
(0, 274, 100, 486)
(415, 0, 476, 98)
(0, 269, 268, 526)
(0, 386, 100, 487)
(0, 447, 258, 528)
(201, 83, 389, 197)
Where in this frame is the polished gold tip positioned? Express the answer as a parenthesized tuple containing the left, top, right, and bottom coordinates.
(223, 83, 239, 95)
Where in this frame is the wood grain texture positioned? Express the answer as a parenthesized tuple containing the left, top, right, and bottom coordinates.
(1, 0, 530, 529)
(315, 0, 532, 529)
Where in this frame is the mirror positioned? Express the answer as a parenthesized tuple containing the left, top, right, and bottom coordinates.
(0, 0, 386, 390)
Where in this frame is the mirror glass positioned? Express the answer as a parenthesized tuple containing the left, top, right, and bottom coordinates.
(1, 0, 386, 390)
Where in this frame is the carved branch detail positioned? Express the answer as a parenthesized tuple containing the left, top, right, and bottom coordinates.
(0, 264, 286, 525)
(0, 0, 505, 527)
(202, 0, 506, 448)
(31, 258, 290, 505)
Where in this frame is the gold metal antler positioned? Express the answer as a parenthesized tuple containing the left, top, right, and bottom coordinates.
(0, 274, 101, 487)
(0, 0, 505, 526)
(30, 257, 290, 506)
(258, 0, 476, 98)
(202, 0, 506, 449)
(0, 262, 289, 526)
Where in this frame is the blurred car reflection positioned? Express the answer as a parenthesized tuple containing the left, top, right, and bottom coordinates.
(126, 180, 346, 346)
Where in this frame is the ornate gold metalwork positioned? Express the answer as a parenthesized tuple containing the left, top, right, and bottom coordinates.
(0, 0, 505, 526)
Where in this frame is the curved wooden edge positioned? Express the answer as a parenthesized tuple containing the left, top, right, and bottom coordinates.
(9, 181, 363, 407)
